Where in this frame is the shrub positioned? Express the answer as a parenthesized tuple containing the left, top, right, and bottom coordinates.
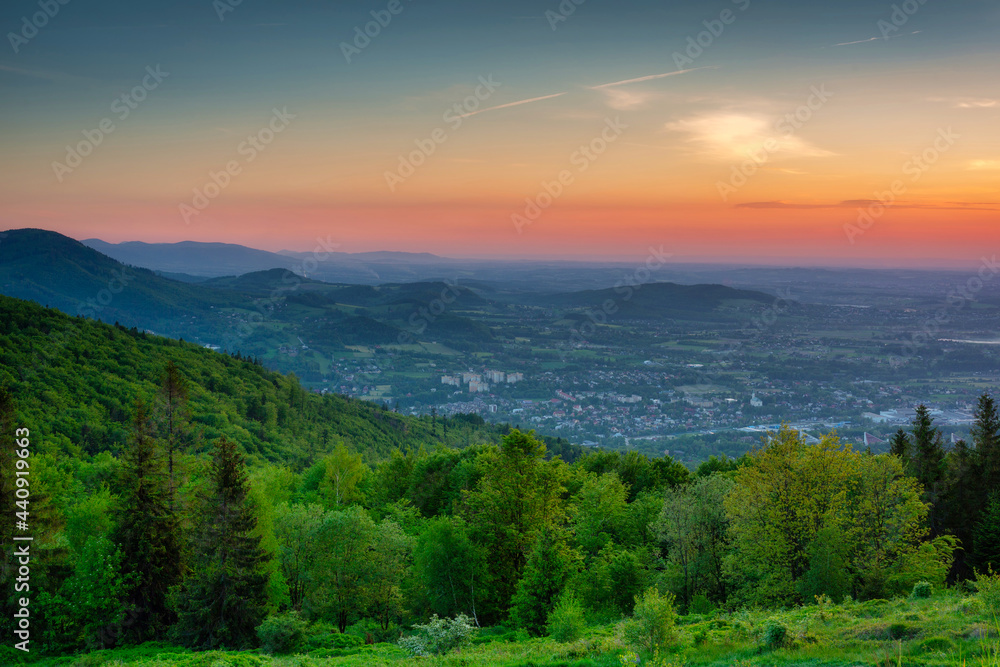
(910, 581, 933, 599)
(255, 612, 307, 654)
(547, 594, 587, 643)
(976, 567, 1000, 616)
(887, 623, 914, 640)
(688, 594, 716, 616)
(304, 632, 363, 652)
(958, 596, 985, 615)
(619, 587, 678, 653)
(760, 621, 787, 650)
(398, 614, 477, 656)
(917, 636, 955, 653)
(346, 618, 400, 644)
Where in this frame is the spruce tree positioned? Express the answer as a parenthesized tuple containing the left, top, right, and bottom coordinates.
(157, 361, 190, 505)
(973, 493, 1000, 572)
(972, 393, 1000, 494)
(172, 437, 268, 649)
(910, 405, 945, 490)
(112, 398, 184, 642)
(889, 428, 910, 463)
(910, 405, 946, 534)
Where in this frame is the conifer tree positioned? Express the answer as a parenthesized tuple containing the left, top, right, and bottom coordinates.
(172, 436, 268, 649)
(157, 361, 190, 504)
(889, 428, 910, 463)
(910, 405, 945, 491)
(972, 393, 1000, 494)
(113, 398, 184, 642)
(973, 492, 1000, 572)
(910, 405, 946, 534)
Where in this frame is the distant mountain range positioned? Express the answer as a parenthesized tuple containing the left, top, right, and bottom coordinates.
(1, 229, 786, 365)
(82, 238, 455, 283)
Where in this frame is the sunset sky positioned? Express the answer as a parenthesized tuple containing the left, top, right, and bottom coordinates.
(1, 0, 998, 266)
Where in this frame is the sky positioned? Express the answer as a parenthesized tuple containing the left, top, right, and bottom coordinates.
(1, 0, 998, 267)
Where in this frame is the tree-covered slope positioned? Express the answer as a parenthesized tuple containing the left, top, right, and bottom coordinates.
(0, 228, 235, 337)
(0, 293, 530, 466)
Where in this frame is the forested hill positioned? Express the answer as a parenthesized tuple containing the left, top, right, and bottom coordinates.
(0, 294, 580, 465)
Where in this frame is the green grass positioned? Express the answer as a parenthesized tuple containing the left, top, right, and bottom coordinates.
(13, 591, 996, 667)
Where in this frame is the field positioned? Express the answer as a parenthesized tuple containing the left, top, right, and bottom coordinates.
(14, 590, 996, 667)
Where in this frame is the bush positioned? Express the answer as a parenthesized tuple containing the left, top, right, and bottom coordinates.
(305, 632, 364, 652)
(255, 612, 307, 654)
(346, 618, 400, 644)
(917, 636, 955, 653)
(760, 621, 787, 650)
(911, 581, 933, 599)
(976, 567, 1000, 616)
(547, 594, 587, 643)
(398, 614, 477, 656)
(688, 594, 716, 616)
(888, 623, 915, 640)
(619, 587, 677, 653)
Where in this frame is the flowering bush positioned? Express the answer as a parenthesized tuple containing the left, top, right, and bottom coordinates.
(398, 614, 477, 656)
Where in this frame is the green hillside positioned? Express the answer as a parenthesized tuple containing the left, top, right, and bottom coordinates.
(0, 228, 235, 338)
(0, 293, 535, 465)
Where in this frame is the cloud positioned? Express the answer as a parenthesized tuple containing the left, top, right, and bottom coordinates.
(589, 67, 714, 110)
(834, 37, 880, 46)
(735, 200, 998, 211)
(967, 159, 1000, 170)
(929, 97, 998, 109)
(832, 30, 921, 47)
(0, 64, 98, 86)
(453, 92, 567, 119)
(599, 88, 654, 111)
(590, 67, 715, 90)
(665, 112, 834, 161)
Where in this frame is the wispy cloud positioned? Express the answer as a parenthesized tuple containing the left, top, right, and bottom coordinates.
(967, 159, 1000, 171)
(929, 96, 998, 109)
(599, 88, 654, 111)
(832, 30, 921, 47)
(0, 63, 98, 86)
(834, 36, 880, 46)
(590, 67, 715, 110)
(454, 92, 567, 119)
(590, 67, 715, 90)
(665, 112, 834, 161)
(736, 200, 998, 211)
